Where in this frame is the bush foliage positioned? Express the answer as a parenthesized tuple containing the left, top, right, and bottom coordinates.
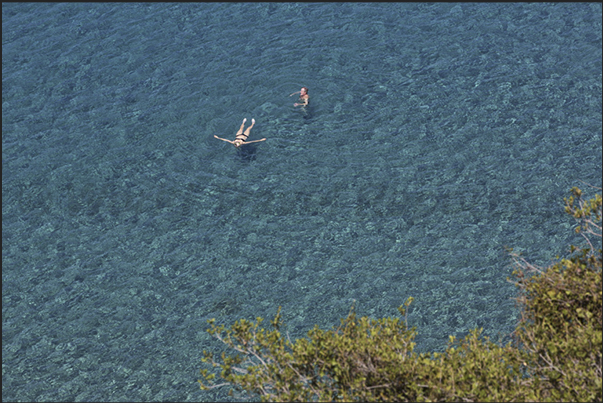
(199, 187, 602, 402)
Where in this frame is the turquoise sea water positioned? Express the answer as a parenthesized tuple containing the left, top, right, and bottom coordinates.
(2, 3, 601, 402)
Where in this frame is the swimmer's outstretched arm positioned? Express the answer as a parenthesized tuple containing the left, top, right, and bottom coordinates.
(214, 135, 234, 144)
(289, 91, 300, 97)
(242, 138, 266, 144)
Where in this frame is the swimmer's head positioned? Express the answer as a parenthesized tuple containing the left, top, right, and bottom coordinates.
(301, 87, 308, 94)
(234, 139, 243, 147)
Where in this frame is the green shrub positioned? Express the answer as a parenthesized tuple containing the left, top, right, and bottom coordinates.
(508, 186, 602, 402)
(199, 187, 602, 402)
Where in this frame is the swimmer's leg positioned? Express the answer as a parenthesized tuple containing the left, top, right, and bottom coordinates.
(236, 118, 247, 135)
(243, 118, 255, 136)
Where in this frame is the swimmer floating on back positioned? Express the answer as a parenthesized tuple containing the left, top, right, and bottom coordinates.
(214, 118, 266, 148)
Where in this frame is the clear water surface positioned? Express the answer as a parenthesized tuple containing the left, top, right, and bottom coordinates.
(2, 3, 602, 402)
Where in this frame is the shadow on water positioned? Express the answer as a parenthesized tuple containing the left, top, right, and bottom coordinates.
(301, 106, 313, 123)
(235, 143, 262, 162)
